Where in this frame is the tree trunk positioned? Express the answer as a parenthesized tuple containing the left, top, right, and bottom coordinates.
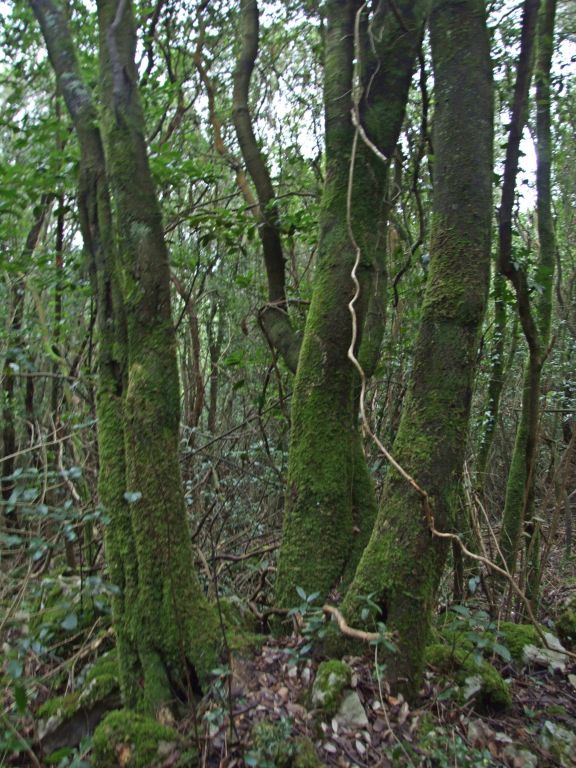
(275, 0, 429, 610)
(31, 0, 221, 713)
(342, 0, 493, 698)
(499, 0, 557, 589)
(97, 0, 219, 710)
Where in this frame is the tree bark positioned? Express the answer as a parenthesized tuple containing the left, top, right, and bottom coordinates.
(97, 0, 220, 709)
(499, 0, 557, 586)
(275, 0, 430, 610)
(342, 0, 493, 698)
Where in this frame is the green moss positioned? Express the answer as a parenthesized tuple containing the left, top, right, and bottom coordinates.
(250, 721, 321, 768)
(92, 710, 192, 768)
(293, 737, 322, 768)
(86, 650, 119, 683)
(425, 643, 511, 712)
(227, 631, 265, 655)
(219, 597, 259, 634)
(80, 674, 119, 707)
(555, 610, 576, 650)
(37, 653, 120, 722)
(38, 692, 81, 720)
(311, 660, 352, 717)
(498, 622, 541, 660)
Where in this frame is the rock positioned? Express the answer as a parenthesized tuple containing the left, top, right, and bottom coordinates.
(522, 632, 568, 673)
(555, 608, 576, 650)
(540, 720, 576, 767)
(311, 660, 352, 717)
(501, 744, 538, 767)
(334, 691, 369, 729)
(92, 709, 192, 767)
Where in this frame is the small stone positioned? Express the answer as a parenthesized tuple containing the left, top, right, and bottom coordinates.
(523, 632, 568, 673)
(334, 691, 369, 729)
(502, 745, 538, 768)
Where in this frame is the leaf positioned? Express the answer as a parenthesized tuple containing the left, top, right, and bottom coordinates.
(61, 613, 78, 631)
(437, 686, 457, 701)
(6, 659, 23, 679)
(123, 491, 142, 504)
(295, 586, 307, 601)
(14, 684, 27, 714)
(493, 642, 512, 663)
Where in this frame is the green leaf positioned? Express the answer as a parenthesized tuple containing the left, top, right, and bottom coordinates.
(6, 659, 23, 679)
(437, 686, 457, 701)
(493, 642, 512, 663)
(295, 585, 307, 601)
(123, 491, 142, 504)
(14, 684, 27, 714)
(61, 613, 78, 631)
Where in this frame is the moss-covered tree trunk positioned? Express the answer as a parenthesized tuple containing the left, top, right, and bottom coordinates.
(29, 0, 140, 704)
(32, 0, 220, 714)
(274, 0, 430, 610)
(499, 0, 557, 589)
(342, 0, 493, 697)
(96, 0, 219, 710)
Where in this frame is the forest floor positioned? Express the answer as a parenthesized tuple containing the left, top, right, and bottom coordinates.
(1, 548, 576, 767)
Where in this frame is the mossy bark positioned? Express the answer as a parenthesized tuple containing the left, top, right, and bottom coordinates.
(477, 273, 507, 480)
(499, 0, 557, 589)
(29, 0, 140, 705)
(32, 0, 221, 715)
(97, 0, 220, 709)
(342, 0, 493, 698)
(275, 0, 429, 610)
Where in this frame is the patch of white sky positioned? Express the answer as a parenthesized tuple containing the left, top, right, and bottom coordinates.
(259, 0, 576, 211)
(491, 1, 575, 211)
(4, 0, 574, 208)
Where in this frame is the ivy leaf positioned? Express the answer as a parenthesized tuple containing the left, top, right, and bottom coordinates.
(61, 613, 78, 631)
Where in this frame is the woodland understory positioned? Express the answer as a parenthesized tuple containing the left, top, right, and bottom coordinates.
(1, 0, 576, 766)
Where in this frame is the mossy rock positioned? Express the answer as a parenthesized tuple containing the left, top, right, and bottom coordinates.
(555, 610, 576, 651)
(38, 650, 120, 723)
(250, 721, 322, 768)
(498, 622, 541, 661)
(425, 644, 511, 712)
(92, 710, 195, 767)
(310, 660, 352, 718)
(37, 650, 122, 757)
